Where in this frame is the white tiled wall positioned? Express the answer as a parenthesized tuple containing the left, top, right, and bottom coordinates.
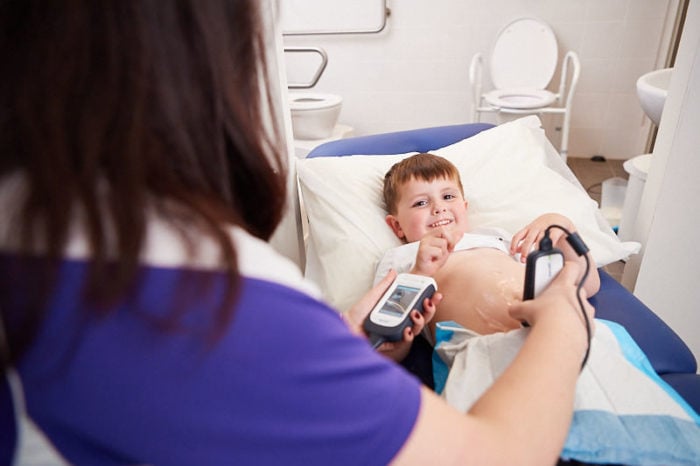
(282, 0, 680, 160)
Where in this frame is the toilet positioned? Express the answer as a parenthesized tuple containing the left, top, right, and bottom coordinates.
(618, 154, 652, 242)
(289, 92, 343, 140)
(482, 18, 559, 110)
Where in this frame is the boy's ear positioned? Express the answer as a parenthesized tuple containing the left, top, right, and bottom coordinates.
(385, 214, 405, 240)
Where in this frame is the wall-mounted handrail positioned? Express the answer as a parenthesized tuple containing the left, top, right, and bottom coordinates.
(285, 47, 329, 89)
(282, 0, 389, 36)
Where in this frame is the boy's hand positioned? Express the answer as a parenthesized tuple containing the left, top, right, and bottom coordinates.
(411, 227, 459, 276)
(511, 213, 574, 263)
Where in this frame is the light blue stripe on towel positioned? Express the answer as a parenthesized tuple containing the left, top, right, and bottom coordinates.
(432, 318, 700, 465)
(562, 411, 700, 465)
(601, 319, 700, 423)
(433, 321, 460, 395)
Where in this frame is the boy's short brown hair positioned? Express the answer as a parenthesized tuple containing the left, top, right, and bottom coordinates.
(383, 153, 464, 214)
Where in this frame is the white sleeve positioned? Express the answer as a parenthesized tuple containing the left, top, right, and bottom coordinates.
(373, 242, 420, 286)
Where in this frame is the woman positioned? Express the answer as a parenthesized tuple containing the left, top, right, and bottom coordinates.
(0, 1, 593, 464)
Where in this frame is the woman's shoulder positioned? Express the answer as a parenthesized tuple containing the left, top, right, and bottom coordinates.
(0, 173, 320, 300)
(232, 228, 321, 299)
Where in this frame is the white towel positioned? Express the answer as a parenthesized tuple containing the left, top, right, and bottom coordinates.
(433, 319, 700, 465)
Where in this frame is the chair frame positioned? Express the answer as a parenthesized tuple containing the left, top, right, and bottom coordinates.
(469, 50, 580, 162)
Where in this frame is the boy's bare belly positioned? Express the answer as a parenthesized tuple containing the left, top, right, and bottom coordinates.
(431, 248, 525, 336)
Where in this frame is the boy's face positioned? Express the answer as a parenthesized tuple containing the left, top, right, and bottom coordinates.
(385, 176, 468, 243)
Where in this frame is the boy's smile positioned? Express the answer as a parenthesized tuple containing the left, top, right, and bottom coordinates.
(429, 218, 453, 228)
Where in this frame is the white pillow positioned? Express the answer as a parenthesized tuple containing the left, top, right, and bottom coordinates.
(297, 116, 639, 312)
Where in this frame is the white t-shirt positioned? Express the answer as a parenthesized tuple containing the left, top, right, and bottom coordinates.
(374, 227, 519, 285)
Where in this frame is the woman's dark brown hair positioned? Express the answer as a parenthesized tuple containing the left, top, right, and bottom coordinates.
(0, 0, 287, 367)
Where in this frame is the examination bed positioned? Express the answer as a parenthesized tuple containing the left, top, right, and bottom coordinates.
(297, 117, 700, 414)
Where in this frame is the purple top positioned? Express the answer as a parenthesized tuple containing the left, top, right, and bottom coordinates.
(0, 231, 421, 465)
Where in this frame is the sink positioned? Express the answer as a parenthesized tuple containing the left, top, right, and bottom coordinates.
(636, 67, 673, 125)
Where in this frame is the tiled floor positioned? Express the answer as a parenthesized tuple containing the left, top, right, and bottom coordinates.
(567, 157, 628, 205)
(566, 156, 628, 283)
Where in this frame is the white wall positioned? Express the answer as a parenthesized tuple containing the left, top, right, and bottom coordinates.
(271, 1, 700, 364)
(627, 1, 700, 368)
(283, 0, 678, 160)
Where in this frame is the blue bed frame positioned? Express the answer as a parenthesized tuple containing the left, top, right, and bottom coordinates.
(307, 122, 700, 413)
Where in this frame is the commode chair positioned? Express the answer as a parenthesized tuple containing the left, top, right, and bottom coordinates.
(469, 17, 580, 161)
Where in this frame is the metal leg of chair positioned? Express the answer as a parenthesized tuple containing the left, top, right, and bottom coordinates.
(560, 110, 571, 163)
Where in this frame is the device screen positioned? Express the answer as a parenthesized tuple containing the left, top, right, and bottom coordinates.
(377, 284, 420, 319)
(533, 253, 564, 296)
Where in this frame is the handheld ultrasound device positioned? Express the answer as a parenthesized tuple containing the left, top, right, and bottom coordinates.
(363, 273, 437, 349)
(523, 247, 565, 300)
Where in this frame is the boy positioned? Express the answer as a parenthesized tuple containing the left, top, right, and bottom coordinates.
(376, 153, 600, 338)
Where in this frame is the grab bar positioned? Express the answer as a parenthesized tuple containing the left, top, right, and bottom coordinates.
(284, 46, 329, 89)
(282, 1, 390, 36)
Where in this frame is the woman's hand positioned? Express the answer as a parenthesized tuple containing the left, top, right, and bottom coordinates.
(344, 269, 398, 336)
(508, 261, 595, 345)
(375, 293, 441, 362)
(344, 269, 442, 362)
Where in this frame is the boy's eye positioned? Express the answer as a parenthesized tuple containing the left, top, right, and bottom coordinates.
(444, 194, 456, 200)
(412, 200, 428, 208)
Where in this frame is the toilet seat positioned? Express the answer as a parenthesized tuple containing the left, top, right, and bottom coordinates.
(289, 92, 342, 111)
(488, 18, 558, 109)
(484, 88, 557, 109)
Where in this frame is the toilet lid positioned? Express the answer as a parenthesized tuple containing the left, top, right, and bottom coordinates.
(484, 88, 557, 109)
(490, 18, 558, 90)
